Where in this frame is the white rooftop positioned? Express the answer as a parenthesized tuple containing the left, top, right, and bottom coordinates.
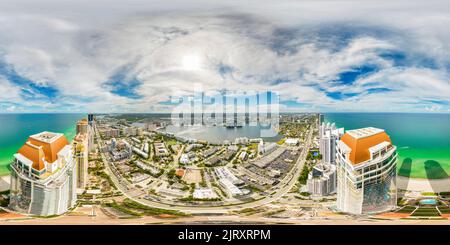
(346, 127, 384, 139)
(285, 138, 299, 144)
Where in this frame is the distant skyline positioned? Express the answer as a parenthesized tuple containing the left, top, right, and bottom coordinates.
(0, 0, 450, 113)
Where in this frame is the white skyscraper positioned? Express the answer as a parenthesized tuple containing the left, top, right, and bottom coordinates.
(336, 127, 397, 215)
(9, 132, 77, 216)
(306, 163, 337, 196)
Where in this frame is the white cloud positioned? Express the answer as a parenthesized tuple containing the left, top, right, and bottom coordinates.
(0, 0, 449, 112)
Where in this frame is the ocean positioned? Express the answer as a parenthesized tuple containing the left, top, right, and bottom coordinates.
(0, 113, 85, 176)
(325, 113, 450, 179)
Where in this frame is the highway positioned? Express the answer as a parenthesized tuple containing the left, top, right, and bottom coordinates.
(95, 123, 314, 214)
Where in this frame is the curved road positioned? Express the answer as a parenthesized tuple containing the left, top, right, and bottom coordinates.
(95, 123, 313, 214)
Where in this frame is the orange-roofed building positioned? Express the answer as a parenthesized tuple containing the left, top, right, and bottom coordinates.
(336, 127, 398, 215)
(9, 131, 77, 216)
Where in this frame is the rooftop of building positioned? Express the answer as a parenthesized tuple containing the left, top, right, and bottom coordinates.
(340, 127, 393, 165)
(74, 133, 87, 142)
(16, 131, 69, 171)
(29, 131, 63, 143)
(346, 127, 385, 139)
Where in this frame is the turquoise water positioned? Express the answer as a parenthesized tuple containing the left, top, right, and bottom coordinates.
(419, 199, 437, 205)
(325, 113, 450, 179)
(0, 113, 85, 175)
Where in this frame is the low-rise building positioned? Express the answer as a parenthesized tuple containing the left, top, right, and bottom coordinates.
(239, 151, 247, 160)
(214, 167, 244, 186)
(258, 142, 277, 155)
(73, 133, 88, 189)
(206, 156, 221, 166)
(185, 143, 203, 152)
(218, 178, 243, 197)
(201, 147, 219, 158)
(253, 147, 286, 168)
(234, 137, 249, 145)
(154, 142, 169, 156)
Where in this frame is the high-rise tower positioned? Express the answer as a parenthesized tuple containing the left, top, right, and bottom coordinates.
(9, 132, 77, 216)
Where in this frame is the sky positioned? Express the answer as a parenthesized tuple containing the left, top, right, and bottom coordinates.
(0, 0, 450, 113)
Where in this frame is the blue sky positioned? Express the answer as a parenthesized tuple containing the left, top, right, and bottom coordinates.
(0, 0, 450, 113)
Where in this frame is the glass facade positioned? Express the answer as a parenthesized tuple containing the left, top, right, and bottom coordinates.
(337, 146, 398, 214)
(361, 162, 397, 213)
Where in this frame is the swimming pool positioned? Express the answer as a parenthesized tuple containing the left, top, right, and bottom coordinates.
(419, 199, 437, 205)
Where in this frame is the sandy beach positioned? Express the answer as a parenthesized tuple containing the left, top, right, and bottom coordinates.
(0, 175, 10, 192)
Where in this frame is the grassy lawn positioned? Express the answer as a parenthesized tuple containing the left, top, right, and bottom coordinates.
(421, 192, 438, 196)
(411, 207, 441, 217)
(395, 206, 416, 214)
(437, 206, 450, 214)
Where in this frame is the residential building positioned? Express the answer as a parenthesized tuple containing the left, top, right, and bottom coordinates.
(234, 137, 249, 145)
(258, 142, 277, 155)
(336, 127, 397, 215)
(154, 142, 170, 156)
(179, 154, 190, 164)
(76, 119, 89, 135)
(9, 132, 77, 216)
(239, 151, 247, 160)
(111, 140, 132, 161)
(101, 128, 120, 138)
(121, 126, 139, 137)
(319, 122, 344, 165)
(285, 138, 299, 146)
(306, 163, 336, 196)
(73, 133, 88, 189)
